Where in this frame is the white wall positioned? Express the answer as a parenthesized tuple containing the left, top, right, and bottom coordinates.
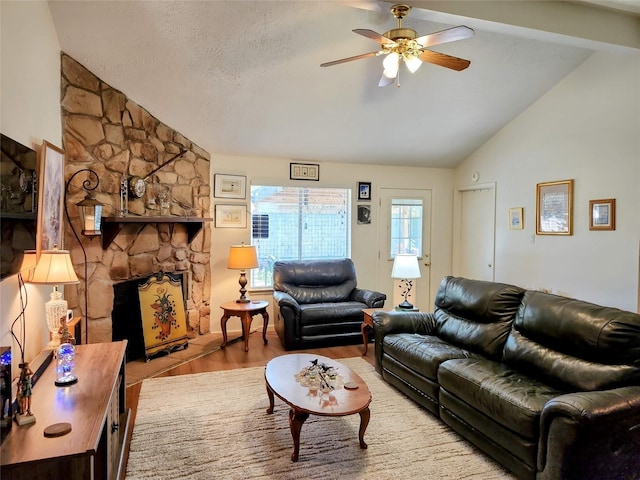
(209, 154, 454, 334)
(455, 51, 640, 312)
(0, 1, 63, 367)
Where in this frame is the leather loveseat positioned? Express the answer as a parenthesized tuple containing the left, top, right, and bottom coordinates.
(273, 258, 386, 350)
(373, 276, 640, 480)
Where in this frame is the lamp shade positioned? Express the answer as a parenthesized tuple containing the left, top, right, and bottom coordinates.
(18, 250, 38, 282)
(29, 246, 79, 285)
(391, 254, 421, 279)
(227, 244, 258, 270)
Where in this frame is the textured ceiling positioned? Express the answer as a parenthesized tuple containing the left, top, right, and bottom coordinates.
(48, 1, 639, 168)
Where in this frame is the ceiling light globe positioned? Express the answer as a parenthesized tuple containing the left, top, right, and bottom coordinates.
(405, 56, 422, 73)
(382, 52, 399, 78)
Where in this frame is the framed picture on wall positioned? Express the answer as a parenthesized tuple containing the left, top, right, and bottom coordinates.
(215, 204, 247, 228)
(358, 182, 371, 201)
(589, 198, 615, 231)
(290, 163, 319, 181)
(536, 179, 573, 235)
(36, 141, 65, 254)
(214, 174, 246, 199)
(508, 207, 523, 230)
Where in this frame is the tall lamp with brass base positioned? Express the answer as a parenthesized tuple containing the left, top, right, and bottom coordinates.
(227, 243, 258, 303)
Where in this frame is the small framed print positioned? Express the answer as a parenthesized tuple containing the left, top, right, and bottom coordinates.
(508, 207, 523, 230)
(290, 163, 319, 181)
(214, 174, 246, 199)
(357, 205, 371, 225)
(215, 204, 247, 228)
(358, 182, 371, 201)
(589, 198, 615, 231)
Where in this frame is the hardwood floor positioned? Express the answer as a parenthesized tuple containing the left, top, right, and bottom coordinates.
(125, 330, 375, 425)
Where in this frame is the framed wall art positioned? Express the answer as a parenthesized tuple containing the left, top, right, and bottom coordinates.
(290, 162, 319, 181)
(358, 182, 371, 201)
(36, 141, 65, 253)
(215, 204, 247, 228)
(137, 273, 188, 361)
(536, 179, 573, 235)
(357, 205, 371, 225)
(214, 174, 246, 199)
(589, 198, 615, 231)
(508, 207, 523, 230)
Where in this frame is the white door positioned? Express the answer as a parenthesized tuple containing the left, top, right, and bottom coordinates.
(453, 184, 495, 281)
(377, 188, 432, 311)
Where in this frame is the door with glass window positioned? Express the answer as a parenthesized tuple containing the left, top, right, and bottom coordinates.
(377, 188, 432, 311)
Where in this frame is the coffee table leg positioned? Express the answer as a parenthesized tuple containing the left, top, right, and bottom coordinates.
(358, 407, 370, 449)
(289, 408, 309, 462)
(266, 383, 275, 414)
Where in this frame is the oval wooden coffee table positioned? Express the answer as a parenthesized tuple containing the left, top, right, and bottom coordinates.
(265, 353, 372, 461)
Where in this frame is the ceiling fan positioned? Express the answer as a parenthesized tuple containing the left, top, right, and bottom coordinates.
(320, 4, 474, 87)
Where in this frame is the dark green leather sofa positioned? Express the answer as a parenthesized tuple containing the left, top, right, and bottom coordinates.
(373, 276, 640, 479)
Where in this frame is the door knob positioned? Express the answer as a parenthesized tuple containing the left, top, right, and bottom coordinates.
(424, 263, 431, 267)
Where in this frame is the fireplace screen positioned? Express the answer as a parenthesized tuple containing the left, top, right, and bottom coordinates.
(138, 273, 188, 361)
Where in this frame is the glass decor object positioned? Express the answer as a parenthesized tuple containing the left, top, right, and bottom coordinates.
(55, 342, 77, 386)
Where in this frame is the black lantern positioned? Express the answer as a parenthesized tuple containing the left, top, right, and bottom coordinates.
(77, 192, 103, 236)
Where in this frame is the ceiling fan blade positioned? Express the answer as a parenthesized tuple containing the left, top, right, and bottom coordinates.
(320, 51, 379, 67)
(418, 50, 470, 71)
(378, 71, 396, 87)
(415, 26, 474, 48)
(353, 29, 396, 46)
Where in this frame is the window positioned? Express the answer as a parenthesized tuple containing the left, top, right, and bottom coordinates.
(390, 198, 423, 257)
(250, 186, 351, 288)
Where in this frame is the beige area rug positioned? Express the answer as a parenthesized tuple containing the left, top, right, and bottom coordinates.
(126, 357, 515, 480)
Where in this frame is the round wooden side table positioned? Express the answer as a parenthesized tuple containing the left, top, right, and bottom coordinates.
(220, 300, 269, 352)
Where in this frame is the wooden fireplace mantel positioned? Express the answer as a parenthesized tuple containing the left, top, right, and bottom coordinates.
(101, 216, 212, 249)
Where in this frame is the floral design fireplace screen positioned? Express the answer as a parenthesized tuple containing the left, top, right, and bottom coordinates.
(137, 273, 188, 361)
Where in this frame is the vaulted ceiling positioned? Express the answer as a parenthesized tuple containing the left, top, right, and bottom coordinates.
(48, 0, 639, 168)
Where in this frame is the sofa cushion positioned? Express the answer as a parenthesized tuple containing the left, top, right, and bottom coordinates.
(299, 301, 365, 325)
(383, 333, 481, 380)
(503, 291, 640, 391)
(273, 259, 357, 304)
(438, 358, 564, 439)
(433, 276, 525, 359)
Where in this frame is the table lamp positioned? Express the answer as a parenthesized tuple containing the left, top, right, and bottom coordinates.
(391, 254, 421, 310)
(29, 245, 79, 349)
(227, 243, 258, 303)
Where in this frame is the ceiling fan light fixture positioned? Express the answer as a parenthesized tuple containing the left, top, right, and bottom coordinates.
(382, 52, 399, 78)
(404, 55, 422, 73)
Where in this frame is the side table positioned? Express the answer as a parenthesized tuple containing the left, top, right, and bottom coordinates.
(220, 300, 269, 352)
(361, 308, 387, 355)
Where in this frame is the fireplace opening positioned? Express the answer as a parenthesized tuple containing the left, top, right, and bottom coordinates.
(112, 272, 189, 362)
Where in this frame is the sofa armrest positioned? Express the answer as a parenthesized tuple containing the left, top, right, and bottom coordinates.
(537, 386, 640, 480)
(273, 291, 300, 310)
(351, 288, 386, 308)
(273, 291, 301, 349)
(372, 311, 436, 373)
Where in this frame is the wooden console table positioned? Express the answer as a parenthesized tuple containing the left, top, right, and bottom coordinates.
(1, 341, 130, 480)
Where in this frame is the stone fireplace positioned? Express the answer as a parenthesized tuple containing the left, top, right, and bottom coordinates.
(60, 54, 211, 344)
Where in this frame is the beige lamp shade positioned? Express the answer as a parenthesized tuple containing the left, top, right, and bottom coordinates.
(18, 250, 38, 282)
(391, 254, 421, 280)
(29, 246, 79, 285)
(227, 244, 258, 270)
